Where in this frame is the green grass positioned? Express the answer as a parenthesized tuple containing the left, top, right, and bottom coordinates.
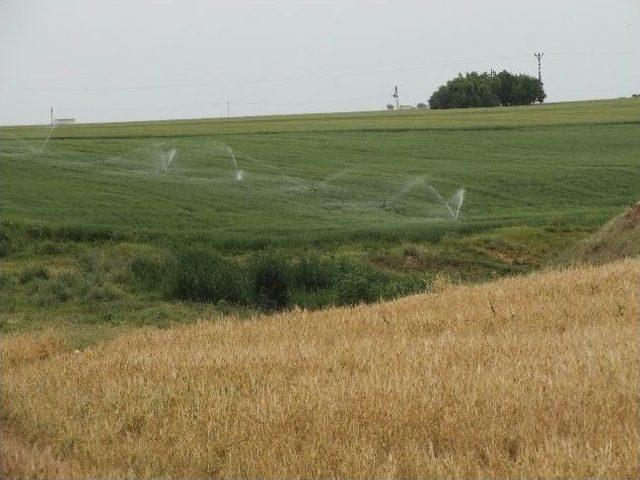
(1, 98, 639, 337)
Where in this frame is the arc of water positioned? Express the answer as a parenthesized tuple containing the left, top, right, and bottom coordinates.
(243, 154, 308, 188)
(226, 146, 248, 182)
(20, 137, 38, 154)
(316, 169, 352, 190)
(452, 188, 465, 220)
(385, 177, 425, 205)
(36, 125, 55, 155)
(228, 148, 238, 170)
(163, 148, 176, 171)
(0, 130, 37, 155)
(428, 185, 457, 220)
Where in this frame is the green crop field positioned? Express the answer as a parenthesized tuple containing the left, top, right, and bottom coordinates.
(1, 98, 639, 340)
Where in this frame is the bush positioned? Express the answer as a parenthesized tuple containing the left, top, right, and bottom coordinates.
(380, 275, 429, 299)
(170, 250, 246, 304)
(331, 260, 385, 306)
(289, 255, 330, 291)
(249, 254, 290, 311)
(19, 266, 50, 284)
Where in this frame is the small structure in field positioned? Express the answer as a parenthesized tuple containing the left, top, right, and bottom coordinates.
(53, 118, 76, 126)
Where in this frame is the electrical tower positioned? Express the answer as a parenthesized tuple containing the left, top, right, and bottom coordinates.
(533, 52, 544, 83)
(534, 52, 544, 83)
(533, 52, 544, 104)
(392, 85, 399, 110)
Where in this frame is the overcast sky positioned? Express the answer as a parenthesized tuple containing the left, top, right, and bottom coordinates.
(1, 0, 638, 125)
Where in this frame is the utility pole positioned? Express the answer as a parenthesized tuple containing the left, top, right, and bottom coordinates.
(533, 52, 544, 102)
(226, 100, 230, 119)
(50, 106, 53, 126)
(392, 85, 399, 110)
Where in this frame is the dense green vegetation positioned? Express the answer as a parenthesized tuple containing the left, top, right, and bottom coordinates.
(429, 71, 545, 109)
(1, 98, 638, 341)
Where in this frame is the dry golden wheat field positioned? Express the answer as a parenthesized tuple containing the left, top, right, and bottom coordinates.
(2, 259, 639, 478)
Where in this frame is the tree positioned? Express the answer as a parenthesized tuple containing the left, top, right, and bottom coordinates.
(429, 71, 545, 109)
(495, 70, 546, 105)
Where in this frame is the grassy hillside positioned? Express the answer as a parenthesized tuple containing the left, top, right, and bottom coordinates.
(565, 201, 640, 264)
(2, 259, 638, 478)
(1, 98, 639, 332)
(2, 98, 639, 244)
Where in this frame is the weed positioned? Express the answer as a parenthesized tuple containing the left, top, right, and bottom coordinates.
(129, 252, 171, 290)
(0, 231, 11, 258)
(32, 241, 72, 256)
(47, 273, 80, 303)
(0, 272, 17, 289)
(19, 266, 49, 284)
(290, 255, 330, 290)
(83, 281, 126, 305)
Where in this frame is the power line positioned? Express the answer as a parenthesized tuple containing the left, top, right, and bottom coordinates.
(0, 53, 531, 94)
(0, 49, 638, 90)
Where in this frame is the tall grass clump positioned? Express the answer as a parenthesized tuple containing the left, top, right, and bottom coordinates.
(289, 255, 331, 290)
(129, 252, 171, 291)
(0, 231, 11, 258)
(249, 253, 290, 311)
(0, 272, 16, 290)
(331, 258, 386, 306)
(18, 266, 49, 284)
(170, 250, 246, 304)
(40, 273, 80, 304)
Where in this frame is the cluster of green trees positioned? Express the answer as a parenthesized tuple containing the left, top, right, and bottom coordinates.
(429, 71, 546, 109)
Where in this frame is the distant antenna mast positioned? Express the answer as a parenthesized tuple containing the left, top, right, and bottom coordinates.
(533, 52, 544, 102)
(392, 85, 399, 110)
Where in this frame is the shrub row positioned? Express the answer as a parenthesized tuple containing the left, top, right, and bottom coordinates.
(130, 249, 416, 311)
(5, 248, 426, 314)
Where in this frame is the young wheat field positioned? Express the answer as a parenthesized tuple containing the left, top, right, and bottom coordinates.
(2, 259, 638, 478)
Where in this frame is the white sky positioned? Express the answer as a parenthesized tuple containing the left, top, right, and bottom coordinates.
(1, 0, 638, 125)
